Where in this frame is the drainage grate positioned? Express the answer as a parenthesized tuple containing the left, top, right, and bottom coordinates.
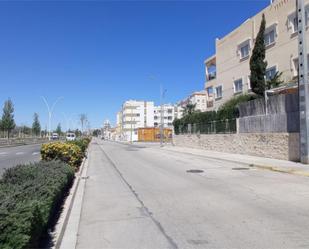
(232, 167, 250, 170)
(186, 169, 204, 173)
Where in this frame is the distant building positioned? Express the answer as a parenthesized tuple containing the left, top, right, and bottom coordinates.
(118, 100, 155, 142)
(178, 90, 207, 112)
(115, 100, 182, 141)
(153, 104, 176, 129)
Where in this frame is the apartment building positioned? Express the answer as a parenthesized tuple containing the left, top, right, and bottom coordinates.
(179, 90, 207, 112)
(204, 0, 309, 110)
(153, 104, 176, 129)
(118, 100, 154, 142)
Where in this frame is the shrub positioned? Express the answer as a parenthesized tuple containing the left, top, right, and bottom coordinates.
(66, 137, 91, 156)
(0, 161, 74, 249)
(41, 142, 83, 170)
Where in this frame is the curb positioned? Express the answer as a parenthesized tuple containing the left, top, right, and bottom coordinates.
(53, 149, 89, 249)
(251, 164, 309, 177)
(0, 141, 47, 148)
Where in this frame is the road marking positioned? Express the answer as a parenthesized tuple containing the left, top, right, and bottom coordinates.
(32, 152, 40, 155)
(0, 152, 7, 155)
(16, 152, 25, 155)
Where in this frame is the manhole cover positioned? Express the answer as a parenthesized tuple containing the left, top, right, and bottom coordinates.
(232, 167, 250, 170)
(186, 169, 204, 173)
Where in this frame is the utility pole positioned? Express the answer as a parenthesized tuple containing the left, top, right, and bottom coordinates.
(130, 107, 133, 144)
(41, 96, 63, 141)
(297, 0, 309, 163)
(160, 86, 166, 147)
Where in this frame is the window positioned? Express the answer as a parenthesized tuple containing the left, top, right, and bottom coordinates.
(293, 16, 298, 32)
(234, 79, 243, 93)
(265, 66, 277, 80)
(293, 55, 309, 76)
(215, 85, 222, 99)
(289, 13, 298, 33)
(240, 44, 250, 59)
(264, 29, 275, 46)
(168, 116, 173, 120)
(167, 109, 173, 114)
(247, 75, 252, 91)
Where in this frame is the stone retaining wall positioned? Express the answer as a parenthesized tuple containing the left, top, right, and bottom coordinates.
(173, 133, 300, 161)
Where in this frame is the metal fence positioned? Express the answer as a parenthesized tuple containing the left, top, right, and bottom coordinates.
(176, 119, 237, 135)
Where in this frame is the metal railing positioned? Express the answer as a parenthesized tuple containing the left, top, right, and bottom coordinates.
(175, 119, 237, 135)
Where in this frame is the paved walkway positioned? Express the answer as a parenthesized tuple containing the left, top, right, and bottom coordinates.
(75, 140, 172, 249)
(151, 144, 309, 177)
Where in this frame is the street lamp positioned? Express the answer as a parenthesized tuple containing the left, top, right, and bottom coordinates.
(160, 85, 167, 147)
(41, 96, 63, 140)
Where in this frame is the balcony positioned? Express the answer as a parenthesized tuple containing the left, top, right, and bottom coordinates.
(205, 55, 217, 82)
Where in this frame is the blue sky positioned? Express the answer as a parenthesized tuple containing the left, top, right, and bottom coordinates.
(0, 0, 269, 130)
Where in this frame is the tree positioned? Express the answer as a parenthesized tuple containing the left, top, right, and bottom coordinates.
(32, 113, 41, 137)
(0, 99, 16, 138)
(74, 129, 82, 137)
(79, 114, 87, 133)
(92, 129, 101, 137)
(56, 123, 62, 135)
(266, 71, 284, 90)
(250, 14, 267, 96)
(183, 103, 196, 116)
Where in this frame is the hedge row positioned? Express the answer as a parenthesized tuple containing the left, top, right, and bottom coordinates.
(0, 161, 74, 249)
(173, 94, 258, 134)
(41, 138, 91, 170)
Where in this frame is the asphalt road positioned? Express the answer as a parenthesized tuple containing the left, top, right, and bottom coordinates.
(0, 144, 41, 176)
(76, 140, 309, 249)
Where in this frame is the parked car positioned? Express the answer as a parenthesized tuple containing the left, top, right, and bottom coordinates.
(51, 133, 59, 140)
(66, 133, 76, 141)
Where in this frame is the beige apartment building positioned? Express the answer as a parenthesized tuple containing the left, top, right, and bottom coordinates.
(204, 0, 309, 110)
(179, 90, 208, 112)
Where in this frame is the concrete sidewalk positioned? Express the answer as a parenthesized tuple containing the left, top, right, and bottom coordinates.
(159, 144, 309, 177)
(62, 140, 173, 249)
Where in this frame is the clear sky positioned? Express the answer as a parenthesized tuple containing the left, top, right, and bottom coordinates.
(0, 0, 269, 130)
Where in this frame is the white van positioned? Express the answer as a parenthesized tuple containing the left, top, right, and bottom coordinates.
(66, 133, 76, 141)
(51, 133, 59, 140)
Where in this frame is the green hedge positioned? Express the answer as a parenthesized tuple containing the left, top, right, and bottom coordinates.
(174, 94, 258, 134)
(0, 161, 74, 249)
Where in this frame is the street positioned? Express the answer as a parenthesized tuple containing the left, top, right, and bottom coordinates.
(74, 139, 309, 249)
(0, 144, 41, 176)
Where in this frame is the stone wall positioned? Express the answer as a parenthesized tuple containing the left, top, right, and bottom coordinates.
(173, 133, 300, 162)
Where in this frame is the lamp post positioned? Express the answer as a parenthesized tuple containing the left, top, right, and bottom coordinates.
(160, 85, 167, 147)
(41, 96, 63, 141)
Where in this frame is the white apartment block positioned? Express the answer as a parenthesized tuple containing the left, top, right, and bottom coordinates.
(178, 90, 207, 112)
(119, 100, 154, 142)
(204, 0, 309, 110)
(153, 104, 177, 129)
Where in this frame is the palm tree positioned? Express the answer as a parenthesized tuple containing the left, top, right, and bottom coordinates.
(183, 103, 196, 116)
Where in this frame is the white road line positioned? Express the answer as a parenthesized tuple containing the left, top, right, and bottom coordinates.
(16, 152, 25, 155)
(0, 152, 7, 155)
(32, 152, 40, 155)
